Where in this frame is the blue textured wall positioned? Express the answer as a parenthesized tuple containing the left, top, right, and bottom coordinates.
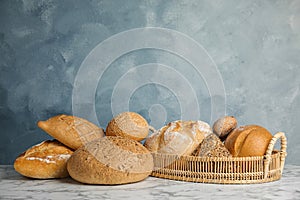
(0, 0, 299, 165)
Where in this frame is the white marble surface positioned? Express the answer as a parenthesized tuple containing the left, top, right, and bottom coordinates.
(0, 165, 299, 200)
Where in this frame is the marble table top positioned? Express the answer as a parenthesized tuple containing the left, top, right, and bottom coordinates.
(0, 165, 299, 200)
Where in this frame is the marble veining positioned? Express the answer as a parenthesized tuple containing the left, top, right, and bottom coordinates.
(0, 165, 299, 200)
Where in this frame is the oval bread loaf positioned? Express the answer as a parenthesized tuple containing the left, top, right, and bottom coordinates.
(67, 136, 154, 185)
(38, 114, 105, 149)
(14, 140, 73, 179)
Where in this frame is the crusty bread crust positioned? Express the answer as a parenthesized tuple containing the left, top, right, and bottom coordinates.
(144, 120, 212, 156)
(106, 112, 149, 141)
(67, 136, 153, 185)
(37, 114, 105, 149)
(225, 125, 273, 157)
(192, 134, 231, 157)
(14, 140, 73, 179)
(213, 116, 237, 139)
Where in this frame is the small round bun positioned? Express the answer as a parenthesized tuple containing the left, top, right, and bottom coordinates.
(213, 116, 237, 140)
(67, 136, 153, 185)
(224, 125, 273, 157)
(144, 120, 213, 156)
(106, 112, 149, 141)
(14, 140, 73, 179)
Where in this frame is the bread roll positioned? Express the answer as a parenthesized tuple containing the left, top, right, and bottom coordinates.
(14, 140, 73, 179)
(192, 134, 231, 157)
(106, 112, 149, 141)
(213, 116, 237, 140)
(224, 125, 273, 157)
(67, 136, 153, 185)
(144, 120, 212, 156)
(38, 114, 105, 149)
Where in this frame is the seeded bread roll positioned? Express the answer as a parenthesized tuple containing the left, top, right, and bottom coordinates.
(213, 116, 237, 140)
(38, 114, 105, 149)
(192, 134, 231, 157)
(14, 140, 73, 179)
(225, 125, 273, 157)
(67, 136, 153, 185)
(144, 120, 212, 156)
(106, 112, 149, 141)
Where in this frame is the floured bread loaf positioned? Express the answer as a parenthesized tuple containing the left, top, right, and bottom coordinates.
(144, 120, 212, 156)
(67, 136, 153, 185)
(192, 134, 231, 157)
(14, 140, 73, 179)
(38, 114, 105, 149)
(106, 112, 149, 141)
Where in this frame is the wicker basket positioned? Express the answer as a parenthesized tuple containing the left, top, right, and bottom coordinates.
(151, 132, 287, 184)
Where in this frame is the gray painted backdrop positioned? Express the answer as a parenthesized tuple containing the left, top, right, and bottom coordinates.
(0, 0, 299, 165)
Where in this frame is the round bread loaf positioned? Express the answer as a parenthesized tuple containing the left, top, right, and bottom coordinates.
(106, 112, 149, 141)
(67, 136, 153, 185)
(224, 125, 273, 157)
(37, 114, 105, 149)
(144, 120, 212, 156)
(213, 116, 237, 140)
(14, 140, 73, 179)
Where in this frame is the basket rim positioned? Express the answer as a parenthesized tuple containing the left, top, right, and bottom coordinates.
(151, 150, 280, 162)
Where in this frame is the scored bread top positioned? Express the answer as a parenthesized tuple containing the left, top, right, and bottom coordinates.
(145, 120, 213, 156)
(37, 114, 105, 149)
(14, 140, 73, 179)
(15, 140, 73, 164)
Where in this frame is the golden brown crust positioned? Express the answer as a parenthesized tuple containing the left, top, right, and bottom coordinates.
(67, 136, 153, 185)
(225, 125, 273, 157)
(144, 120, 213, 156)
(14, 140, 73, 179)
(106, 112, 149, 141)
(37, 114, 105, 149)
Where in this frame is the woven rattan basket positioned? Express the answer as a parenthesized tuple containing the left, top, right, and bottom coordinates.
(151, 132, 287, 184)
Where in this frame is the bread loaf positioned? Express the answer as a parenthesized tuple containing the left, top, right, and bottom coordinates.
(224, 125, 273, 157)
(38, 114, 105, 149)
(144, 120, 212, 156)
(192, 134, 231, 157)
(106, 112, 149, 141)
(213, 116, 237, 140)
(14, 140, 73, 179)
(67, 136, 153, 185)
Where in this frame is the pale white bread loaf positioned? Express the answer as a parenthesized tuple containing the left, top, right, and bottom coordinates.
(67, 136, 154, 185)
(144, 120, 213, 156)
(14, 140, 73, 179)
(37, 114, 105, 149)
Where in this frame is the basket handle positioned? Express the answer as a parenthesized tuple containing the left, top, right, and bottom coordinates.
(264, 132, 287, 179)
